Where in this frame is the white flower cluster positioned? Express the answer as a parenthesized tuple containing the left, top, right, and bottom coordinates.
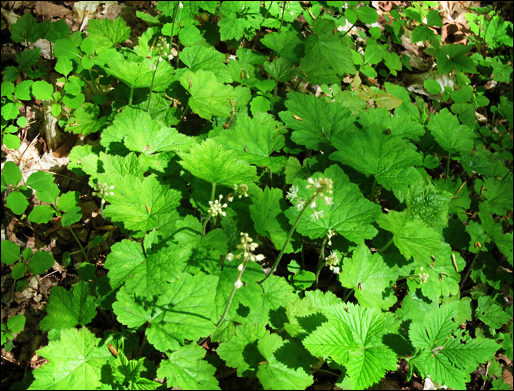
(155, 36, 174, 61)
(226, 233, 266, 289)
(418, 267, 429, 284)
(327, 229, 336, 246)
(286, 177, 334, 221)
(228, 184, 249, 202)
(325, 252, 340, 274)
(208, 195, 228, 217)
(92, 183, 114, 205)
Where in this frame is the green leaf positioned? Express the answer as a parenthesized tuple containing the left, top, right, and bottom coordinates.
(424, 79, 442, 94)
(261, 31, 304, 63)
(45, 19, 70, 42)
(411, 25, 435, 43)
(102, 107, 193, 155)
(436, 44, 476, 74)
(30, 328, 111, 390)
(218, 2, 263, 41)
(28, 205, 55, 224)
(180, 45, 232, 83)
(10, 13, 41, 43)
(7, 314, 26, 334)
(157, 344, 220, 390)
(61, 206, 82, 227)
(105, 57, 174, 92)
(65, 103, 105, 136)
(481, 175, 513, 216)
(179, 69, 236, 120)
(39, 280, 97, 331)
(378, 210, 444, 265)
(12, 262, 27, 280)
(298, 55, 340, 85)
(304, 19, 356, 76)
(263, 57, 295, 82)
(31, 80, 54, 101)
(330, 122, 422, 194)
(340, 244, 398, 310)
(26, 171, 54, 191)
(303, 302, 398, 389)
(427, 9, 443, 27)
(57, 191, 79, 212)
(2, 161, 22, 186)
(285, 165, 380, 242)
(409, 302, 498, 390)
(356, 6, 379, 24)
(476, 296, 511, 331)
(100, 174, 181, 233)
(405, 183, 453, 230)
(87, 17, 131, 53)
(113, 273, 218, 352)
(279, 91, 358, 150)
(53, 39, 81, 61)
(215, 112, 285, 171)
(112, 351, 161, 390)
(427, 108, 476, 155)
(1, 240, 20, 265)
(2, 134, 21, 150)
(179, 138, 257, 187)
(364, 40, 383, 64)
(6, 191, 29, 215)
(36, 183, 59, 204)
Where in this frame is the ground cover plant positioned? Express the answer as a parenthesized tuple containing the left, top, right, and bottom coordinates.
(1, 1, 513, 389)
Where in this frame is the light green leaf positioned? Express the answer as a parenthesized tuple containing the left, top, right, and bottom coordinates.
(263, 57, 295, 82)
(476, 296, 511, 331)
(356, 5, 379, 24)
(179, 69, 236, 120)
(179, 138, 257, 187)
(112, 351, 160, 390)
(279, 91, 358, 150)
(285, 165, 381, 243)
(105, 57, 174, 91)
(66, 103, 106, 135)
(53, 39, 81, 61)
(260, 31, 304, 63)
(378, 210, 444, 265)
(157, 344, 220, 390)
(6, 191, 29, 215)
(32, 80, 54, 101)
(28, 205, 55, 224)
(7, 314, 26, 334)
(339, 244, 398, 310)
(406, 183, 453, 230)
(2, 161, 22, 186)
(427, 108, 476, 155)
(1, 240, 20, 265)
(113, 273, 218, 352)
(181, 45, 232, 83)
(26, 170, 54, 191)
(61, 206, 82, 227)
(39, 280, 97, 331)
(87, 17, 131, 53)
(30, 328, 111, 390)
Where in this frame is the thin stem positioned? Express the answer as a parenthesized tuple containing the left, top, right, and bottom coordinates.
(69, 226, 89, 263)
(445, 152, 452, 180)
(210, 183, 217, 202)
(128, 87, 134, 106)
(198, 259, 247, 345)
(277, 1, 287, 33)
(369, 176, 377, 201)
(146, 57, 161, 113)
(380, 237, 394, 253)
(177, 103, 190, 131)
(314, 236, 329, 289)
(202, 215, 211, 237)
(342, 288, 354, 302)
(292, 77, 303, 92)
(260, 193, 317, 284)
(459, 248, 482, 291)
(88, 70, 100, 96)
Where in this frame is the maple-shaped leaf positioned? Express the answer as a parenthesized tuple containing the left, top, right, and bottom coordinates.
(180, 44, 232, 83)
(218, 2, 263, 41)
(427, 108, 476, 156)
(260, 275, 297, 322)
(303, 302, 398, 389)
(284, 295, 330, 338)
(157, 344, 220, 390)
(98, 173, 181, 234)
(303, 18, 356, 76)
(39, 281, 97, 332)
(476, 295, 512, 331)
(479, 203, 513, 265)
(330, 123, 423, 194)
(284, 165, 381, 243)
(29, 328, 112, 390)
(179, 138, 257, 187)
(260, 31, 305, 63)
(298, 55, 340, 85)
(249, 186, 298, 253)
(481, 174, 513, 216)
(279, 91, 358, 150)
(256, 334, 314, 390)
(66, 102, 106, 136)
(101, 107, 193, 155)
(104, 238, 191, 299)
(113, 273, 218, 352)
(87, 17, 131, 53)
(105, 56, 174, 92)
(180, 69, 236, 120)
(339, 244, 399, 310)
(378, 210, 444, 265)
(214, 112, 286, 172)
(112, 351, 160, 390)
(409, 302, 498, 390)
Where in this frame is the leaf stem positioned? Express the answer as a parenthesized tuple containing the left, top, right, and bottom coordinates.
(146, 57, 161, 113)
(68, 226, 89, 263)
(177, 103, 190, 131)
(342, 288, 354, 302)
(459, 247, 482, 291)
(445, 152, 451, 180)
(369, 176, 377, 202)
(314, 236, 329, 289)
(380, 237, 394, 253)
(260, 193, 317, 284)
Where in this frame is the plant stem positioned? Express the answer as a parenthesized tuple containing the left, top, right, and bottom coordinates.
(128, 87, 134, 106)
(260, 194, 317, 284)
(177, 103, 190, 131)
(342, 288, 354, 302)
(445, 152, 451, 180)
(314, 236, 329, 289)
(202, 215, 211, 237)
(146, 57, 161, 113)
(380, 237, 394, 253)
(459, 248, 482, 291)
(88, 70, 101, 96)
(69, 226, 89, 263)
(369, 176, 377, 201)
